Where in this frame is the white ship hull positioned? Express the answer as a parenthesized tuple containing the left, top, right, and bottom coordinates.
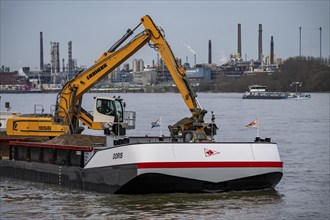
(1, 141, 283, 194)
(83, 142, 283, 193)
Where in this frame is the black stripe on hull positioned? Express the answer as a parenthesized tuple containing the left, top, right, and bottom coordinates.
(0, 160, 282, 194)
(117, 172, 283, 194)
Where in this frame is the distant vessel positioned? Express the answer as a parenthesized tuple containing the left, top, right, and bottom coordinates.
(288, 82, 311, 99)
(288, 93, 311, 99)
(242, 85, 288, 99)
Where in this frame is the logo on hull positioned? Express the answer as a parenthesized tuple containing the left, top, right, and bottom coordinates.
(204, 148, 220, 157)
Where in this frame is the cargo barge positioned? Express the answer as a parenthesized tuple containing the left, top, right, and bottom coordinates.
(0, 133, 283, 194)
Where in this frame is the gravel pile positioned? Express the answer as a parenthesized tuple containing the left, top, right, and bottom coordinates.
(46, 134, 105, 147)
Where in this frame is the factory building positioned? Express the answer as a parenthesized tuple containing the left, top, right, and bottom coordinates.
(132, 59, 144, 73)
(108, 68, 133, 84)
(142, 68, 157, 86)
(131, 59, 144, 84)
(220, 23, 280, 76)
(186, 67, 211, 81)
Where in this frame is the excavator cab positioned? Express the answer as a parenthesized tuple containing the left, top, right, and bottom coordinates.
(93, 97, 124, 124)
(91, 96, 129, 136)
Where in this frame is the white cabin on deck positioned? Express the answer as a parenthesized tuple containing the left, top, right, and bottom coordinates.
(248, 85, 266, 92)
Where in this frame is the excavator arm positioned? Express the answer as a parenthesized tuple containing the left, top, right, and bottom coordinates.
(141, 16, 207, 122)
(141, 16, 208, 136)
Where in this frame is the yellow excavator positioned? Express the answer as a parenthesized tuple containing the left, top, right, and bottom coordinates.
(6, 15, 216, 140)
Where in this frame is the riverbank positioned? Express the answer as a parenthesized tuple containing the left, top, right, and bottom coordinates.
(1, 57, 329, 94)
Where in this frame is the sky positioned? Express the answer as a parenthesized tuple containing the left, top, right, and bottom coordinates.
(0, 0, 329, 71)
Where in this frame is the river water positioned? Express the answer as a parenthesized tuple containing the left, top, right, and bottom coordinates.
(0, 92, 329, 219)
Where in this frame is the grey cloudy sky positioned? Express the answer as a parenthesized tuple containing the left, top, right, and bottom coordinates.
(1, 0, 329, 71)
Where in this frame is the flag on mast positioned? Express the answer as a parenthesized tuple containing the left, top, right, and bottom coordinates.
(246, 117, 260, 137)
(246, 118, 259, 128)
(151, 117, 161, 128)
(151, 117, 163, 136)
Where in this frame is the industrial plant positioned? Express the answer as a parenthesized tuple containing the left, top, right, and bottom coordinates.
(1, 24, 284, 92)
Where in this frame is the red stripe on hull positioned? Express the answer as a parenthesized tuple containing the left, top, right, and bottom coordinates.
(138, 161, 283, 169)
(9, 141, 93, 152)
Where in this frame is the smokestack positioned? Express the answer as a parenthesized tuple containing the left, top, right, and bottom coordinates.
(270, 36, 274, 64)
(208, 39, 212, 64)
(56, 42, 60, 73)
(68, 41, 72, 74)
(238, 24, 242, 58)
(62, 58, 65, 72)
(194, 54, 196, 67)
(299, 27, 302, 58)
(258, 24, 263, 63)
(40, 32, 44, 71)
(319, 27, 322, 58)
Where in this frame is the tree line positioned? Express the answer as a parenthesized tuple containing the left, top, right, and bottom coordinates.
(199, 56, 330, 92)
